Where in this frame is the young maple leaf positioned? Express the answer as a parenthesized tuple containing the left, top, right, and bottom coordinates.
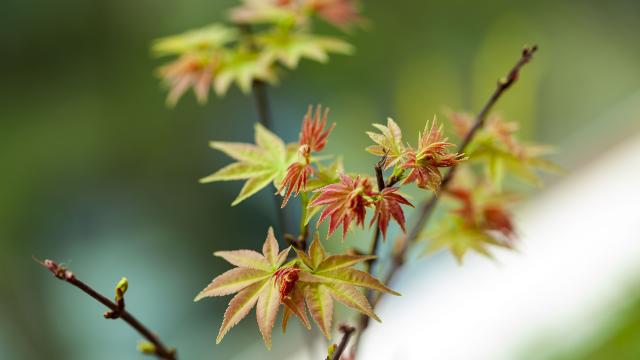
(278, 162, 314, 207)
(311, 174, 374, 239)
(292, 235, 400, 338)
(448, 111, 561, 189)
(152, 24, 238, 57)
(366, 117, 406, 169)
(426, 182, 517, 263)
(278, 105, 336, 207)
(200, 123, 297, 206)
(402, 118, 466, 192)
(300, 105, 335, 153)
(195, 227, 300, 349)
(213, 48, 278, 96)
(156, 54, 218, 107)
(258, 30, 353, 69)
(370, 187, 413, 239)
(153, 25, 238, 106)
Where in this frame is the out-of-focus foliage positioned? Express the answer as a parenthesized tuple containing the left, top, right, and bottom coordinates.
(449, 111, 561, 190)
(153, 0, 361, 105)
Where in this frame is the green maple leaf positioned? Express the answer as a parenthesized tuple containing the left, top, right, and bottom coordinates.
(257, 30, 353, 69)
(293, 235, 400, 338)
(195, 227, 292, 349)
(200, 123, 297, 206)
(214, 49, 278, 96)
(426, 216, 504, 263)
(469, 135, 561, 190)
(366, 117, 406, 169)
(152, 24, 238, 57)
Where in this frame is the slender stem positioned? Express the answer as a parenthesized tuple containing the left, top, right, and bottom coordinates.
(39, 259, 176, 360)
(239, 23, 289, 238)
(331, 325, 356, 360)
(364, 154, 388, 276)
(352, 45, 538, 358)
(251, 80, 288, 237)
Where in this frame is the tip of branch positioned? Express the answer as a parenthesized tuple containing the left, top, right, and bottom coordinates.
(35, 257, 75, 280)
(339, 324, 356, 335)
(522, 44, 538, 62)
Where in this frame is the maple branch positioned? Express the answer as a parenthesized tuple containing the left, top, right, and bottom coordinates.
(251, 79, 289, 238)
(331, 325, 356, 360)
(352, 45, 538, 358)
(39, 259, 177, 360)
(364, 153, 388, 275)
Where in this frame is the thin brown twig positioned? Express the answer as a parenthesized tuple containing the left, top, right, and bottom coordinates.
(252, 79, 289, 238)
(39, 259, 177, 360)
(352, 45, 538, 358)
(331, 325, 356, 360)
(364, 152, 388, 274)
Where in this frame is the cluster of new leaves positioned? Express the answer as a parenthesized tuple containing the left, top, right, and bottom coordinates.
(366, 117, 467, 192)
(423, 112, 560, 262)
(427, 173, 518, 262)
(274, 108, 424, 240)
(152, 0, 361, 106)
(448, 112, 560, 190)
(310, 174, 413, 239)
(195, 228, 398, 348)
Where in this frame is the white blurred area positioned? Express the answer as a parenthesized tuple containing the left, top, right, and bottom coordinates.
(355, 132, 640, 359)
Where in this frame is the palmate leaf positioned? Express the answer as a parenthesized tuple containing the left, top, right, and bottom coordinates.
(425, 182, 517, 263)
(258, 30, 353, 69)
(472, 142, 561, 190)
(195, 227, 292, 348)
(152, 24, 238, 57)
(426, 217, 503, 263)
(366, 117, 406, 169)
(293, 235, 400, 338)
(450, 112, 561, 190)
(214, 49, 278, 96)
(200, 123, 297, 206)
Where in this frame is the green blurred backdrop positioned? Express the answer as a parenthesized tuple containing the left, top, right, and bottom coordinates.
(2, 0, 640, 359)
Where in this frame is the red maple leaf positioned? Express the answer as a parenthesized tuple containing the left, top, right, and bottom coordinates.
(370, 187, 413, 239)
(278, 162, 314, 207)
(299, 104, 335, 155)
(447, 186, 516, 243)
(311, 174, 374, 238)
(158, 54, 218, 106)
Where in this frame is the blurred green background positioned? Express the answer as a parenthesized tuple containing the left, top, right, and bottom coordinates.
(2, 0, 640, 359)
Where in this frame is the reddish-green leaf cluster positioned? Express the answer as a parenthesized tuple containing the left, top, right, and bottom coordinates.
(278, 105, 335, 206)
(195, 228, 398, 348)
(311, 174, 413, 239)
(153, 1, 356, 106)
(371, 187, 413, 238)
(448, 111, 560, 189)
(366, 117, 466, 193)
(427, 179, 517, 262)
(402, 120, 466, 192)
